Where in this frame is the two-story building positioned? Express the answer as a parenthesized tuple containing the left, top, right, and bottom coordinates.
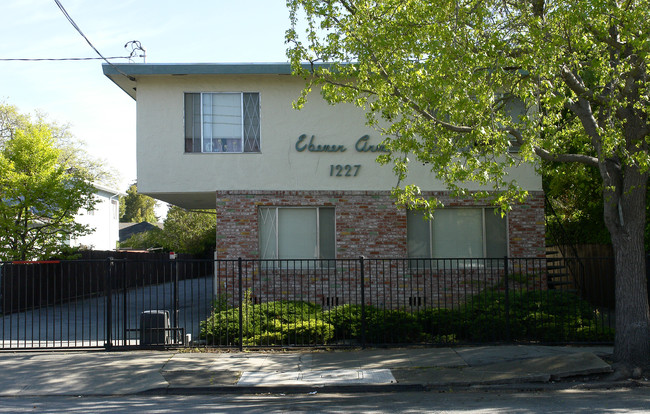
(102, 63, 544, 264)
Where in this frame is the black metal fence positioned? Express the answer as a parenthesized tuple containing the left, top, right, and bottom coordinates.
(0, 256, 615, 350)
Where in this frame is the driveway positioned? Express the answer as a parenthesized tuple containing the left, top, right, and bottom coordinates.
(0, 276, 215, 349)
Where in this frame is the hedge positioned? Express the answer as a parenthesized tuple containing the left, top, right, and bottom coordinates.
(200, 289, 613, 346)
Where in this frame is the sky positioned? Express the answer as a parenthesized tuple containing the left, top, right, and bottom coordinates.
(0, 0, 292, 195)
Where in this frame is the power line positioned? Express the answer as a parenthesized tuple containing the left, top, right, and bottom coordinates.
(0, 57, 131, 62)
(52, 0, 136, 81)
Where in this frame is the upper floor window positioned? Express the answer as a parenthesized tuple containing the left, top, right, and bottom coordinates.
(184, 92, 260, 153)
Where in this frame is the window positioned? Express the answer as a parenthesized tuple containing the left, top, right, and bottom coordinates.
(184, 92, 260, 153)
(111, 199, 118, 220)
(259, 207, 335, 261)
(407, 208, 507, 260)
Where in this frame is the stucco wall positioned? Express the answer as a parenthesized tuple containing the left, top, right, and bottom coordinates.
(134, 74, 541, 209)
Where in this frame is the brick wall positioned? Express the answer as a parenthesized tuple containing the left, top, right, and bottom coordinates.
(215, 190, 545, 260)
(214, 190, 546, 308)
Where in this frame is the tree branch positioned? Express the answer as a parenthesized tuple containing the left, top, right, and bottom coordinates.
(533, 146, 599, 166)
(560, 65, 608, 106)
(506, 126, 599, 167)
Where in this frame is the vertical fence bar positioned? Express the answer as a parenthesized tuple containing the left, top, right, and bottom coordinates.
(121, 261, 128, 347)
(238, 257, 243, 352)
(360, 256, 366, 349)
(105, 257, 113, 349)
(504, 256, 510, 342)
(173, 258, 179, 342)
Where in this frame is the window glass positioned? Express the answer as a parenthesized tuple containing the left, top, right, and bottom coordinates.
(259, 207, 335, 261)
(432, 209, 483, 258)
(259, 208, 277, 259)
(243, 93, 261, 152)
(184, 93, 201, 152)
(485, 209, 507, 257)
(278, 208, 317, 259)
(407, 210, 430, 258)
(407, 207, 507, 260)
(184, 92, 260, 153)
(318, 207, 336, 260)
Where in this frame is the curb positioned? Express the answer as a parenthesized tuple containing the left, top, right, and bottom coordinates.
(139, 384, 428, 395)
(134, 380, 647, 396)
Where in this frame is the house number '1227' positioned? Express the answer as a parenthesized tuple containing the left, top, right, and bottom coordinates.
(330, 164, 361, 177)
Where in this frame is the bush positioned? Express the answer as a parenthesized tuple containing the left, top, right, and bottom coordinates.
(455, 289, 611, 342)
(323, 304, 364, 339)
(200, 289, 613, 346)
(365, 309, 421, 343)
(242, 320, 334, 346)
(200, 299, 329, 345)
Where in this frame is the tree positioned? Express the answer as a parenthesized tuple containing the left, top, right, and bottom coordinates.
(120, 206, 216, 256)
(1, 103, 115, 185)
(544, 160, 611, 245)
(160, 207, 216, 256)
(0, 124, 96, 261)
(287, 0, 650, 369)
(119, 183, 158, 223)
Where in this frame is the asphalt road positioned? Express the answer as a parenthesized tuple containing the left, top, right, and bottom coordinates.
(1, 389, 649, 413)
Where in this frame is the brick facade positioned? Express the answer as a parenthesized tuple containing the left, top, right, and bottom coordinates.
(214, 190, 546, 309)
(215, 190, 545, 260)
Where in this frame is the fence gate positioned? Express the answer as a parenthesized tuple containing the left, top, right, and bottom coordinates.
(0, 259, 215, 350)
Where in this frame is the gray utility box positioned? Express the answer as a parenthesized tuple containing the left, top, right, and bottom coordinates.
(140, 310, 170, 345)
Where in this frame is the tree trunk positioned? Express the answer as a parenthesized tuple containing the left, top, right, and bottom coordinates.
(604, 166, 650, 367)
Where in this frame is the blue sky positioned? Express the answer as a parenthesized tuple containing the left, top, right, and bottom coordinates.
(1, 0, 291, 192)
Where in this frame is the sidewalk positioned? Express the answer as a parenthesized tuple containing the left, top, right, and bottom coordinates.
(0, 345, 618, 396)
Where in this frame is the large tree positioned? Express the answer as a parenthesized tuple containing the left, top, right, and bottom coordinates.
(0, 124, 96, 261)
(119, 183, 158, 223)
(287, 0, 650, 369)
(1, 103, 114, 185)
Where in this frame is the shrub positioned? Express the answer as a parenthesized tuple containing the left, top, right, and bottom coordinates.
(455, 289, 610, 342)
(322, 304, 364, 339)
(200, 289, 613, 346)
(365, 308, 421, 343)
(200, 299, 328, 345)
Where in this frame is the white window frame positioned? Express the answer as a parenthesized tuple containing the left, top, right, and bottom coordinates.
(184, 92, 261, 154)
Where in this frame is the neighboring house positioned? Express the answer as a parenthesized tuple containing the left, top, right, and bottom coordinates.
(103, 63, 544, 262)
(70, 183, 124, 251)
(119, 221, 162, 243)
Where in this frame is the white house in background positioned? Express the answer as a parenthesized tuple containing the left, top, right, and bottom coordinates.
(70, 183, 124, 251)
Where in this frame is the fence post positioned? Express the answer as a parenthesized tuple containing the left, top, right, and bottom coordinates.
(105, 257, 113, 350)
(504, 256, 511, 342)
(360, 256, 366, 349)
(238, 257, 243, 352)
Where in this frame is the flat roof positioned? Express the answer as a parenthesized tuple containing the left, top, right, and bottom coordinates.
(102, 62, 334, 99)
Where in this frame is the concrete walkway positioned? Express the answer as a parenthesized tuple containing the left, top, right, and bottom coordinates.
(0, 345, 621, 396)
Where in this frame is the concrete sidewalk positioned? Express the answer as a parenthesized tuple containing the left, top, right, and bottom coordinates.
(0, 345, 617, 396)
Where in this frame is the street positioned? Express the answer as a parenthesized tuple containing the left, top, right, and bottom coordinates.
(1, 388, 649, 413)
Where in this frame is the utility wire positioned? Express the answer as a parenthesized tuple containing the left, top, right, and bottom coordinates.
(0, 57, 131, 61)
(52, 0, 136, 81)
